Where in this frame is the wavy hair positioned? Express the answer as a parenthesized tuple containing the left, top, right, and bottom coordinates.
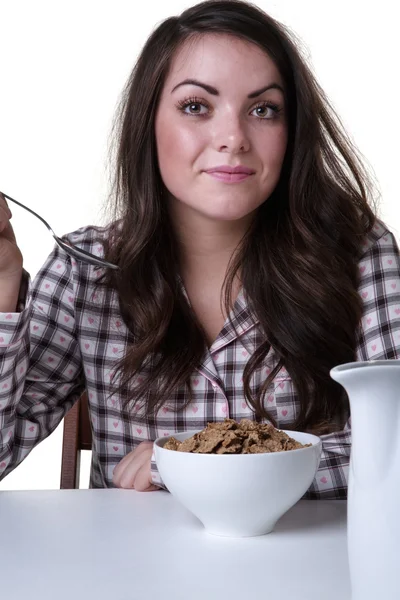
(98, 0, 377, 434)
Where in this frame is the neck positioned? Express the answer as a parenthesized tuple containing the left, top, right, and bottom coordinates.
(169, 201, 253, 276)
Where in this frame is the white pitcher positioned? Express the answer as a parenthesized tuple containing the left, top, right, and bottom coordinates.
(330, 360, 400, 600)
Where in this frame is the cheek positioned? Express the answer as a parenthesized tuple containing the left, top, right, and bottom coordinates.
(274, 127, 288, 159)
(260, 127, 287, 160)
(256, 133, 288, 186)
(156, 119, 203, 175)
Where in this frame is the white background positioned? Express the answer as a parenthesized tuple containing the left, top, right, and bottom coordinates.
(0, 0, 398, 489)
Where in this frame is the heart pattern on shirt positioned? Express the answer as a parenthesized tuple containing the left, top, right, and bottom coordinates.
(5, 222, 393, 495)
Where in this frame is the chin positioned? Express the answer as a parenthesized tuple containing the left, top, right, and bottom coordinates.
(211, 213, 252, 221)
(200, 204, 259, 222)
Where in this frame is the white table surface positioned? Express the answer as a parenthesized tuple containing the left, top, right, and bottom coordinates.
(0, 489, 350, 600)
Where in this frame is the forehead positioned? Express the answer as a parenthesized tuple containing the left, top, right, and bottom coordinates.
(165, 33, 284, 91)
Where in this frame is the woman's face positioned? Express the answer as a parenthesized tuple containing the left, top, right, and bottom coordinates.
(155, 34, 288, 223)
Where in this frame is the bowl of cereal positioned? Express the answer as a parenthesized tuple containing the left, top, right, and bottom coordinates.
(154, 419, 322, 537)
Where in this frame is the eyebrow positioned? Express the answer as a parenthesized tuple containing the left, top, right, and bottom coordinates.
(171, 78, 284, 98)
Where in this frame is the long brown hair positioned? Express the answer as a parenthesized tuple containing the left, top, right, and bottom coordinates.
(98, 0, 377, 435)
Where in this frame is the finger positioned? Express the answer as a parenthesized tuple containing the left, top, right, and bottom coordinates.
(0, 204, 12, 225)
(113, 444, 157, 490)
(113, 454, 134, 487)
(117, 447, 152, 489)
(134, 457, 157, 491)
(112, 441, 153, 485)
(0, 219, 16, 243)
(0, 194, 12, 219)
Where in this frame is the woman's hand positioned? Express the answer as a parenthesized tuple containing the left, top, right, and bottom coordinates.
(112, 441, 160, 491)
(0, 193, 23, 277)
(0, 193, 23, 312)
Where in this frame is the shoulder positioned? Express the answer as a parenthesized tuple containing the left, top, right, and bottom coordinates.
(356, 218, 400, 360)
(33, 221, 120, 286)
(359, 218, 399, 258)
(60, 221, 118, 254)
(358, 217, 400, 310)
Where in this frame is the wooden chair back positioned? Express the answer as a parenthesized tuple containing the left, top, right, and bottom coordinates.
(60, 391, 92, 489)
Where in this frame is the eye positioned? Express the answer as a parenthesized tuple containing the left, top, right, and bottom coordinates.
(251, 101, 281, 119)
(176, 97, 210, 117)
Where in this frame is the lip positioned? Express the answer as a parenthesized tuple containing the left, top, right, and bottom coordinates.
(206, 172, 252, 183)
(205, 165, 255, 175)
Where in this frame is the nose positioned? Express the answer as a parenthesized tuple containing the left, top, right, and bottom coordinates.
(213, 115, 251, 154)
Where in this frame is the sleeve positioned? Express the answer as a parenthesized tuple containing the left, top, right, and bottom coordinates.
(305, 226, 400, 499)
(0, 246, 85, 481)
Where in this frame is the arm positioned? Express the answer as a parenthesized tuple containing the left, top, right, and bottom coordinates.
(0, 247, 85, 480)
(305, 223, 400, 499)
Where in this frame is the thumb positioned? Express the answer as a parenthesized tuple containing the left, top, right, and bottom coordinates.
(0, 220, 17, 244)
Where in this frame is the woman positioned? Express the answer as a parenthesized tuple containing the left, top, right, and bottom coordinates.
(0, 0, 399, 498)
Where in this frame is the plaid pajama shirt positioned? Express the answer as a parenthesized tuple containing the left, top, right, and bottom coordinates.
(0, 218, 399, 497)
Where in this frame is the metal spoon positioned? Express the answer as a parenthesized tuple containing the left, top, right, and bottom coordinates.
(1, 191, 119, 270)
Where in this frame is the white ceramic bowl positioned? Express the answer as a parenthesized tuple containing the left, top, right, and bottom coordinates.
(154, 429, 322, 537)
